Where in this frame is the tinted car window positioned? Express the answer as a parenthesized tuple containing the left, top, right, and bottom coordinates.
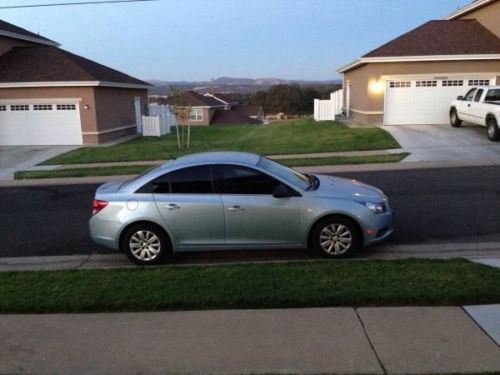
(485, 89, 500, 102)
(464, 88, 476, 101)
(214, 165, 280, 195)
(138, 165, 213, 194)
(474, 89, 483, 102)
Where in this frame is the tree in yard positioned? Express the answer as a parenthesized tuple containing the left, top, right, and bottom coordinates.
(169, 86, 192, 149)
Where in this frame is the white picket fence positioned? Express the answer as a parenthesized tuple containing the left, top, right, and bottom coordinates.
(142, 104, 176, 137)
(313, 89, 343, 121)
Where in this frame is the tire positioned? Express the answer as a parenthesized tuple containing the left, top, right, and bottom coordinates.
(311, 216, 361, 258)
(450, 108, 462, 128)
(122, 223, 171, 265)
(486, 118, 499, 142)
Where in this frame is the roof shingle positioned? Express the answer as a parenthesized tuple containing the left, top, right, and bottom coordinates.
(0, 46, 149, 85)
(363, 20, 500, 57)
(166, 91, 225, 107)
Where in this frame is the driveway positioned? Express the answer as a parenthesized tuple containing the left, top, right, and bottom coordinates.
(384, 124, 500, 162)
(0, 146, 79, 180)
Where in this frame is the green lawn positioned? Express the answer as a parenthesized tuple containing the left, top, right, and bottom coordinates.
(16, 153, 409, 179)
(42, 118, 400, 165)
(0, 259, 499, 313)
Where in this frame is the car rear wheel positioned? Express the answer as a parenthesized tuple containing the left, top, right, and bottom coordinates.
(486, 118, 499, 141)
(450, 108, 462, 128)
(122, 223, 171, 265)
(311, 216, 361, 258)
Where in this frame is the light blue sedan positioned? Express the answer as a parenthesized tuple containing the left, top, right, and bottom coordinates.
(90, 151, 394, 265)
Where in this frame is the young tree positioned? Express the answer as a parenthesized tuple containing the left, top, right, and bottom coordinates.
(169, 87, 192, 149)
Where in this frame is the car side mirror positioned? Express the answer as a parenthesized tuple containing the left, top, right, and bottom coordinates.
(272, 184, 293, 198)
(457, 95, 464, 100)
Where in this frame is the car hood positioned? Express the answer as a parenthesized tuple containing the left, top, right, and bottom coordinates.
(310, 174, 385, 202)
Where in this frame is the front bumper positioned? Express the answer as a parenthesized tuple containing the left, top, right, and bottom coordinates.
(363, 210, 395, 246)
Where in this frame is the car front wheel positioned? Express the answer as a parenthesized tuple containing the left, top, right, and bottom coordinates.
(311, 216, 361, 258)
(450, 108, 462, 128)
(122, 223, 170, 265)
(486, 118, 499, 141)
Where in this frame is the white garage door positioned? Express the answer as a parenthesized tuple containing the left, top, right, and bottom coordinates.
(384, 77, 494, 125)
(0, 102, 83, 145)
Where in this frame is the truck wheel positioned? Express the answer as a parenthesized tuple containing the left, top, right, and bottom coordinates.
(486, 118, 499, 142)
(450, 109, 462, 128)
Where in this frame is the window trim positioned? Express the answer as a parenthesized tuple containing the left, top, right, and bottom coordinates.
(190, 108, 203, 121)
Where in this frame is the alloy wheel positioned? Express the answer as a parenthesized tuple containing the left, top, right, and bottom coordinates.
(129, 230, 161, 261)
(319, 224, 352, 255)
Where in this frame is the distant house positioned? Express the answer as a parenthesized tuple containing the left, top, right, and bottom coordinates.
(165, 90, 264, 125)
(0, 19, 150, 146)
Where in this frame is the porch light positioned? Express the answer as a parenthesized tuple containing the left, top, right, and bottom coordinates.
(369, 80, 384, 94)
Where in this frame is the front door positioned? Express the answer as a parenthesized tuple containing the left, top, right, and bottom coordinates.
(455, 88, 476, 122)
(153, 165, 225, 248)
(213, 164, 300, 246)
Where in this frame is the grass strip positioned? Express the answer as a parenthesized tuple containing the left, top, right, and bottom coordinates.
(1, 259, 499, 314)
(41, 118, 400, 165)
(15, 153, 409, 179)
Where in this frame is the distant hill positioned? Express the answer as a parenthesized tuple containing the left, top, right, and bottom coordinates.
(147, 76, 341, 95)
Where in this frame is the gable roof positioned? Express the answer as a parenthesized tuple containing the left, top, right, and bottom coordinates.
(445, 0, 496, 20)
(0, 46, 150, 87)
(204, 92, 239, 105)
(0, 19, 59, 46)
(363, 20, 500, 57)
(232, 104, 263, 117)
(166, 90, 225, 107)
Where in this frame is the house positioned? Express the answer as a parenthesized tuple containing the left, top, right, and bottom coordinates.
(337, 0, 500, 126)
(0, 19, 150, 146)
(165, 90, 264, 125)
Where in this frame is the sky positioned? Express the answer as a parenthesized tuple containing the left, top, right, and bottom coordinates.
(2, 0, 472, 81)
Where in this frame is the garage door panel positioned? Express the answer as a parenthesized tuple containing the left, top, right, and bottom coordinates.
(0, 102, 82, 145)
(384, 77, 493, 126)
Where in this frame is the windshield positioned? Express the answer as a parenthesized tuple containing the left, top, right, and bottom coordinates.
(257, 157, 311, 190)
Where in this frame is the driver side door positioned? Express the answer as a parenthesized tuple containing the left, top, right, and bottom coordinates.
(213, 164, 301, 247)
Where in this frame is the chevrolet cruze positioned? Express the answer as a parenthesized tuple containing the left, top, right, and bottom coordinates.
(90, 151, 394, 265)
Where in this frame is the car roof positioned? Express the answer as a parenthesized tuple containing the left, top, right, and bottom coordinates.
(162, 151, 261, 168)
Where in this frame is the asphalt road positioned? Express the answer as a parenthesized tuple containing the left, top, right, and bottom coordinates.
(1, 166, 499, 258)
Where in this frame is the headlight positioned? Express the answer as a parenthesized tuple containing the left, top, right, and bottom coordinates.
(364, 201, 386, 214)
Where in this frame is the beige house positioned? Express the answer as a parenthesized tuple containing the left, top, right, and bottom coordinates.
(337, 0, 500, 126)
(0, 19, 150, 145)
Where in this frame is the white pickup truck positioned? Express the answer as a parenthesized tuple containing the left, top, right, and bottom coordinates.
(449, 85, 500, 141)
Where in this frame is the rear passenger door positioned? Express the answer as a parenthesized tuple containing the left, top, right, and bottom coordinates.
(213, 164, 300, 247)
(152, 165, 225, 249)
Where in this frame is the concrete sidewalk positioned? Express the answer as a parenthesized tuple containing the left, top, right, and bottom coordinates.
(1, 306, 499, 374)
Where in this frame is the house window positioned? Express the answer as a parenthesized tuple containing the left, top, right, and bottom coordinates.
(468, 79, 490, 86)
(0, 105, 6, 111)
(10, 104, 29, 111)
(34, 104, 53, 111)
(416, 80, 437, 87)
(442, 80, 463, 87)
(190, 108, 203, 121)
(389, 81, 411, 88)
(57, 104, 76, 110)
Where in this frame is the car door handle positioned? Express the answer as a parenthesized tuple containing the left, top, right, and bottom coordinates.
(165, 203, 180, 210)
(227, 205, 245, 212)
(468, 104, 471, 107)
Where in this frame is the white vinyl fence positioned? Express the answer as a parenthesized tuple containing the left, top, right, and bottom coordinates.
(142, 104, 176, 137)
(313, 89, 343, 121)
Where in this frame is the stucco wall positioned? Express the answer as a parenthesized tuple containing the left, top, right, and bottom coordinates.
(457, 0, 500, 37)
(343, 60, 500, 124)
(175, 107, 211, 126)
(0, 35, 36, 57)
